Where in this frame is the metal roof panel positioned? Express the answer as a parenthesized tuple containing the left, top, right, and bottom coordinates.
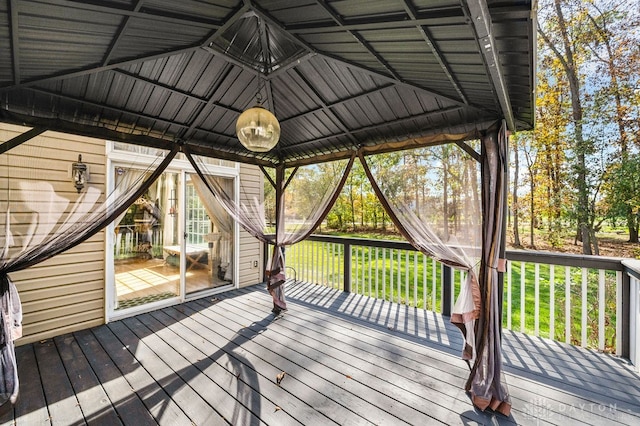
(0, 0, 535, 166)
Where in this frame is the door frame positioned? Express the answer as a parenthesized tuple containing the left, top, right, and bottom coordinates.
(104, 143, 240, 322)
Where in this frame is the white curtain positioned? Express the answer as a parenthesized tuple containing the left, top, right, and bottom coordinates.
(184, 148, 355, 312)
(191, 174, 234, 280)
(113, 169, 148, 228)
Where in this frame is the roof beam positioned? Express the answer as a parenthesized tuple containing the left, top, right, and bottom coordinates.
(179, 63, 238, 141)
(29, 87, 192, 130)
(0, 126, 47, 155)
(463, 0, 515, 130)
(111, 69, 241, 115)
(0, 4, 250, 91)
(318, 52, 483, 110)
(286, 7, 465, 33)
(290, 68, 360, 146)
(455, 140, 481, 162)
(281, 105, 464, 154)
(101, 0, 145, 67)
(0, 109, 175, 152)
(265, 52, 316, 79)
(402, 0, 468, 105)
(251, 6, 481, 111)
(45, 0, 223, 28)
(258, 14, 271, 74)
(9, 0, 20, 85)
(314, 0, 402, 81)
(280, 83, 395, 124)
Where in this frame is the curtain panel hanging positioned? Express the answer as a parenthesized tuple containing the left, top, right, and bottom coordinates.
(184, 148, 355, 312)
(466, 122, 510, 415)
(358, 150, 483, 362)
(358, 122, 511, 416)
(0, 146, 179, 406)
(191, 174, 235, 280)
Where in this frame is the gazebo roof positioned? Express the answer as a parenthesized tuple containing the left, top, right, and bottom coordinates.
(0, 0, 535, 167)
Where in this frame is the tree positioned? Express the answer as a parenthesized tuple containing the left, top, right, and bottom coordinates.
(511, 133, 522, 247)
(522, 136, 539, 249)
(603, 155, 640, 240)
(538, 0, 598, 254)
(584, 0, 640, 241)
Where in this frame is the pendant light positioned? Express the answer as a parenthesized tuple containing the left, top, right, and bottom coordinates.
(236, 87, 280, 152)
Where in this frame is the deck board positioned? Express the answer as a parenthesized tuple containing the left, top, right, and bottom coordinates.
(160, 304, 374, 425)
(184, 299, 435, 425)
(74, 328, 156, 425)
(212, 292, 501, 425)
(34, 338, 85, 425)
(53, 334, 122, 426)
(149, 306, 295, 426)
(118, 315, 230, 426)
(2, 281, 640, 425)
(283, 281, 640, 425)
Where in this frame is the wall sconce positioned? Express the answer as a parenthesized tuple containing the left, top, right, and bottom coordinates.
(71, 154, 89, 193)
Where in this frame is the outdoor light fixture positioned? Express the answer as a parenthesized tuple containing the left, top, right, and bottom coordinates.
(236, 97, 280, 152)
(71, 154, 89, 193)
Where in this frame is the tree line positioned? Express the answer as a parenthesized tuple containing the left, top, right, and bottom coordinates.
(514, 0, 640, 254)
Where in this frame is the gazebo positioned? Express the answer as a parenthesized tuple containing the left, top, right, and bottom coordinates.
(0, 0, 535, 416)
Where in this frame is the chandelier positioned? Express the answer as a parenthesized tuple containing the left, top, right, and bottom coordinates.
(236, 92, 280, 152)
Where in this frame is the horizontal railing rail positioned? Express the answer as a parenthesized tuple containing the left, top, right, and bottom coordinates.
(265, 235, 637, 367)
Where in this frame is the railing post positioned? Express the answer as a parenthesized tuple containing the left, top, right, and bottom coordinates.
(621, 270, 630, 359)
(621, 259, 640, 369)
(442, 264, 452, 316)
(344, 242, 351, 293)
(262, 241, 269, 283)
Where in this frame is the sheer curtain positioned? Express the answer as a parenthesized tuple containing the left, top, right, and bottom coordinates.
(191, 174, 234, 280)
(0, 144, 178, 406)
(468, 123, 510, 415)
(359, 146, 482, 360)
(359, 122, 510, 416)
(184, 147, 355, 312)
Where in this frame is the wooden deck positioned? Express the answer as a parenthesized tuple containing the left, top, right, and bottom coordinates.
(1, 280, 639, 425)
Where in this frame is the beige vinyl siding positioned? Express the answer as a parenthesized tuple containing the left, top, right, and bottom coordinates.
(238, 162, 263, 287)
(1, 123, 107, 346)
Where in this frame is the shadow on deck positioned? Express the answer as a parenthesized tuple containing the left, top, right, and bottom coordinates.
(1, 280, 639, 425)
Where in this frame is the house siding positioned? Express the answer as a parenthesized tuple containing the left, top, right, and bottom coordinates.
(2, 123, 265, 345)
(1, 123, 107, 346)
(238, 162, 264, 287)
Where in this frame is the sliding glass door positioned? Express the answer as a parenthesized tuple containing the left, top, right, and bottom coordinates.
(184, 173, 235, 295)
(112, 170, 181, 310)
(109, 164, 236, 316)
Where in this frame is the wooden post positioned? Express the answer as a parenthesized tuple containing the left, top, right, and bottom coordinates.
(621, 268, 631, 359)
(442, 264, 452, 316)
(344, 242, 351, 293)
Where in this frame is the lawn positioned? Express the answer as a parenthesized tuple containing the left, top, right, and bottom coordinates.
(280, 239, 619, 352)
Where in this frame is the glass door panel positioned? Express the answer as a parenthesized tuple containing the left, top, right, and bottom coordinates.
(185, 173, 235, 295)
(113, 171, 180, 310)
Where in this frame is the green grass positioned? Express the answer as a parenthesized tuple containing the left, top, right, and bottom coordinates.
(505, 262, 617, 351)
(280, 240, 618, 352)
(283, 241, 461, 312)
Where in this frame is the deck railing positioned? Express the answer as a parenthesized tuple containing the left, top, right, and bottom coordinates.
(623, 259, 640, 370)
(266, 235, 639, 369)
